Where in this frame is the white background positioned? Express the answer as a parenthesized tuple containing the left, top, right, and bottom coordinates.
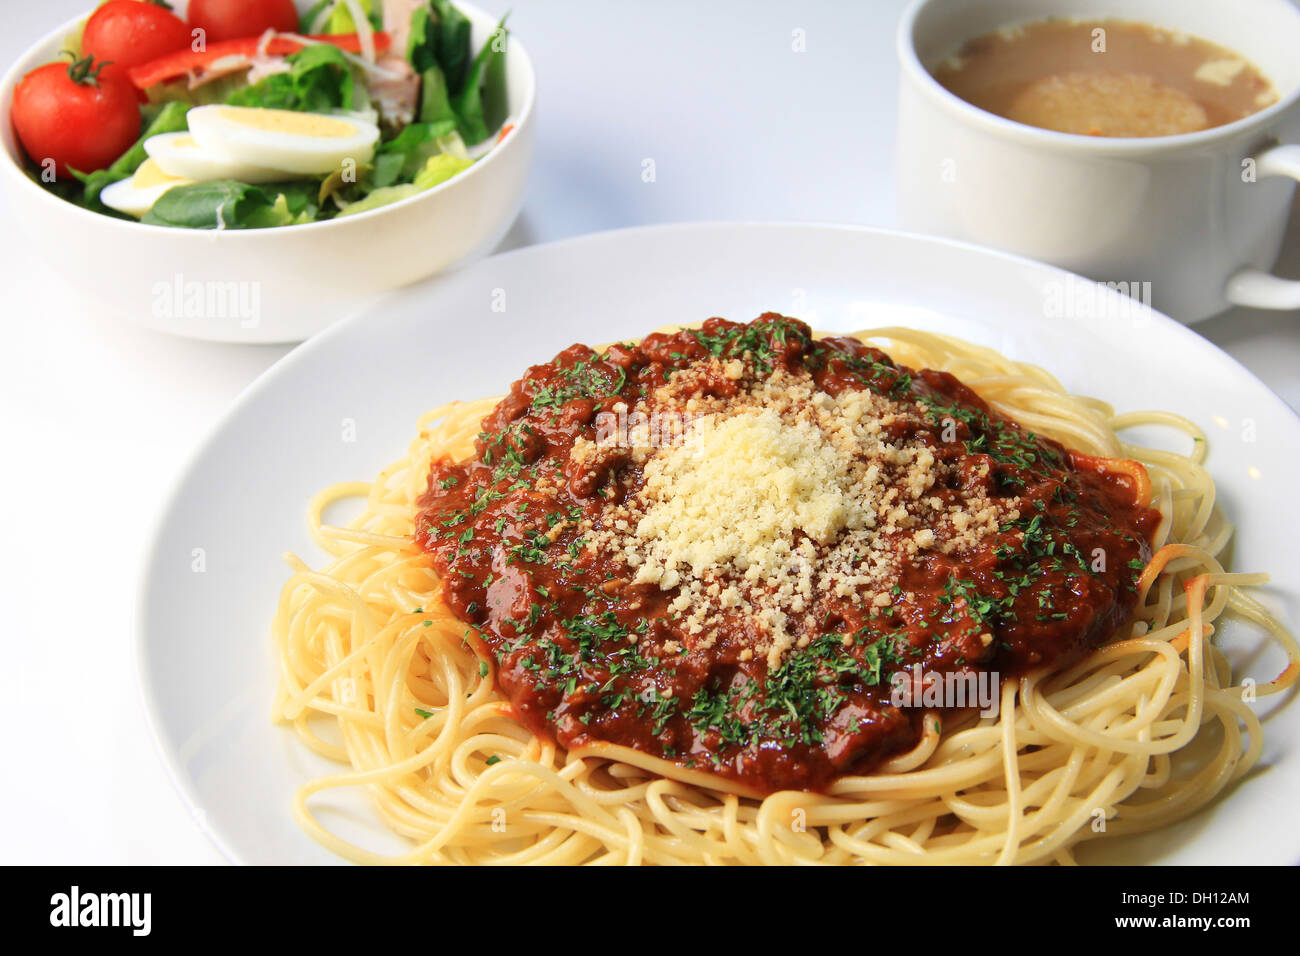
(1, 0, 1297, 864)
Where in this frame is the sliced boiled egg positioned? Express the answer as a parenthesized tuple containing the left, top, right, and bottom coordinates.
(185, 105, 380, 177)
(100, 159, 193, 218)
(145, 132, 287, 185)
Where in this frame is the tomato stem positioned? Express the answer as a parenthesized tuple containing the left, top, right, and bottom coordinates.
(60, 50, 115, 88)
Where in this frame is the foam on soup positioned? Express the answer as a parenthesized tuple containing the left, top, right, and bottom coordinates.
(933, 19, 1277, 137)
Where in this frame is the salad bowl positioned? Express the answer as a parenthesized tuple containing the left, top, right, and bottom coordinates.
(0, 1, 536, 343)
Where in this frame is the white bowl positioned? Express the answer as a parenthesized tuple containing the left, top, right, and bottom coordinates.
(0, 1, 536, 343)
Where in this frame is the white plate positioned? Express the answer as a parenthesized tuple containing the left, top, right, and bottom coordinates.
(137, 223, 1300, 865)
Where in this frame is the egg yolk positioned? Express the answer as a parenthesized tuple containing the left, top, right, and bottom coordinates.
(216, 108, 359, 138)
(133, 159, 189, 189)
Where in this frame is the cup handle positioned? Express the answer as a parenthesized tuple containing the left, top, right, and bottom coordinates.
(1224, 144, 1300, 310)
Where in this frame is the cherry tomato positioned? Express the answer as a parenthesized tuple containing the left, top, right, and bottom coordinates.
(10, 55, 142, 178)
(187, 0, 300, 45)
(82, 1, 193, 73)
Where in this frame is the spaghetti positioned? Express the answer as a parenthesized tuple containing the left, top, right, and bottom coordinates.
(271, 318, 1299, 865)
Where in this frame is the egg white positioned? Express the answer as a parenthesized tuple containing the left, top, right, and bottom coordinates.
(100, 160, 193, 218)
(145, 132, 289, 184)
(186, 105, 380, 177)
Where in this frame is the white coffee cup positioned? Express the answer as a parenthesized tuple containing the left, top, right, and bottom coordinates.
(896, 0, 1300, 323)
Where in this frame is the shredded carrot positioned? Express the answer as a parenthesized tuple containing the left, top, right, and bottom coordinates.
(1070, 452, 1153, 507)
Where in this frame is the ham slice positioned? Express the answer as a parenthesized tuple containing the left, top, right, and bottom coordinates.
(370, 56, 421, 128)
(383, 0, 426, 56)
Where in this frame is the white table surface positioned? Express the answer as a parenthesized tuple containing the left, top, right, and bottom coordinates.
(2, 0, 1297, 865)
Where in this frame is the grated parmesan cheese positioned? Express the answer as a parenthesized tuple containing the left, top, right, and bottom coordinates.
(579, 355, 1021, 670)
(632, 408, 874, 584)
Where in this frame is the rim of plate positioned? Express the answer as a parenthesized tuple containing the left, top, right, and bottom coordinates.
(132, 220, 1300, 865)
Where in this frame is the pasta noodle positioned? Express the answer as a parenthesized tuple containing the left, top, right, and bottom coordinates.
(271, 326, 1299, 865)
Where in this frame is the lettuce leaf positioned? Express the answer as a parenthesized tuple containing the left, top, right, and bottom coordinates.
(414, 152, 473, 190)
(406, 4, 509, 145)
(335, 182, 423, 217)
(327, 0, 372, 33)
(301, 0, 382, 33)
(226, 45, 356, 113)
(336, 152, 472, 217)
(450, 17, 509, 145)
(142, 180, 319, 230)
(427, 0, 473, 94)
(376, 119, 458, 179)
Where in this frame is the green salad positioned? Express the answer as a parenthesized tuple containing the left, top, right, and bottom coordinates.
(11, 0, 511, 229)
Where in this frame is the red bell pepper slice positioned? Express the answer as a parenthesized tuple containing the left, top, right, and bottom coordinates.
(129, 32, 392, 90)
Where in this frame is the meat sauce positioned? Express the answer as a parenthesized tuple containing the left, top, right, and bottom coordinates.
(416, 315, 1160, 793)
